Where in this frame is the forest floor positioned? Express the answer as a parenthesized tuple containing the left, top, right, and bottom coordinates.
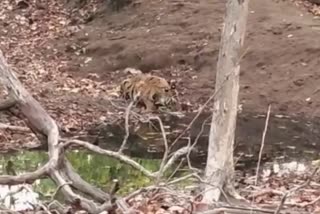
(1, 0, 320, 213)
(0, 0, 320, 149)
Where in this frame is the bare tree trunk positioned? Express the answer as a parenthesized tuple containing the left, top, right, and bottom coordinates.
(203, 0, 249, 202)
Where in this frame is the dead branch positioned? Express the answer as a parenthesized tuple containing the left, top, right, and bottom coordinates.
(0, 48, 203, 212)
(62, 161, 110, 203)
(165, 145, 189, 168)
(169, 71, 234, 151)
(150, 116, 169, 181)
(63, 138, 156, 177)
(0, 122, 30, 132)
(166, 173, 196, 186)
(298, 194, 320, 208)
(0, 97, 17, 110)
(167, 47, 250, 154)
(255, 105, 271, 185)
(63, 136, 191, 178)
(247, 189, 283, 200)
(165, 158, 184, 183)
(0, 163, 49, 185)
(50, 182, 73, 202)
(187, 115, 211, 172)
(0, 49, 113, 213)
(118, 100, 134, 153)
(0, 120, 191, 180)
(196, 205, 287, 214)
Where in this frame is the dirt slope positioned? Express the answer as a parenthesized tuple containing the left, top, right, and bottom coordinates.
(63, 0, 320, 117)
(1, 0, 320, 150)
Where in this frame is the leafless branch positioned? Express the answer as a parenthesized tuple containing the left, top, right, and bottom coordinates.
(247, 189, 283, 200)
(166, 173, 196, 186)
(162, 146, 190, 174)
(0, 162, 49, 185)
(63, 138, 156, 177)
(0, 122, 30, 132)
(149, 116, 169, 181)
(0, 47, 237, 213)
(169, 70, 235, 151)
(118, 100, 135, 153)
(255, 105, 271, 185)
(50, 182, 73, 202)
(0, 97, 17, 110)
(0, 119, 191, 180)
(187, 115, 211, 172)
(197, 205, 277, 214)
(165, 158, 184, 183)
(0, 49, 114, 213)
(298, 194, 320, 208)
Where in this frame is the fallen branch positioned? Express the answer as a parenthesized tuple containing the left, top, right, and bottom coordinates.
(150, 116, 169, 181)
(0, 49, 112, 213)
(255, 105, 271, 185)
(247, 189, 283, 200)
(187, 114, 211, 172)
(0, 122, 30, 132)
(118, 100, 135, 153)
(63, 138, 191, 180)
(196, 205, 304, 214)
(50, 182, 73, 202)
(0, 120, 192, 180)
(0, 48, 204, 212)
(162, 146, 190, 174)
(0, 162, 49, 185)
(0, 97, 17, 110)
(63, 138, 156, 178)
(250, 105, 271, 209)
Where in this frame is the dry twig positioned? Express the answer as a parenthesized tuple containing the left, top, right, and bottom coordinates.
(118, 100, 135, 153)
(169, 71, 235, 151)
(187, 115, 211, 172)
(149, 116, 169, 182)
(255, 105, 271, 186)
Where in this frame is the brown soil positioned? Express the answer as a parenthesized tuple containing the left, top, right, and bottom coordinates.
(64, 0, 320, 117)
(0, 0, 320, 149)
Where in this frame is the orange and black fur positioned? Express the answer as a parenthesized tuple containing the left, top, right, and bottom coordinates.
(119, 74, 176, 112)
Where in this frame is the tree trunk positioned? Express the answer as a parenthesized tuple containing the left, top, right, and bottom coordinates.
(203, 0, 249, 202)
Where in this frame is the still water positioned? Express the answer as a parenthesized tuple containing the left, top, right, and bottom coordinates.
(0, 150, 192, 211)
(1, 112, 320, 211)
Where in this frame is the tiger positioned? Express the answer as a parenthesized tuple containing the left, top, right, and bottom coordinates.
(119, 74, 177, 112)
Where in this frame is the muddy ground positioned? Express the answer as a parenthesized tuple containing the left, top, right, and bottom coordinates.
(0, 0, 320, 150)
(64, 0, 320, 117)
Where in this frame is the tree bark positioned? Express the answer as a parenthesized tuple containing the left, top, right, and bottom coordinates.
(203, 0, 249, 202)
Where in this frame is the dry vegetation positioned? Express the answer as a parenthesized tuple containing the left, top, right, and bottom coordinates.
(1, 0, 320, 213)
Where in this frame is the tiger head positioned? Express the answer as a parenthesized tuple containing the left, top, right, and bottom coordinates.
(151, 78, 176, 108)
